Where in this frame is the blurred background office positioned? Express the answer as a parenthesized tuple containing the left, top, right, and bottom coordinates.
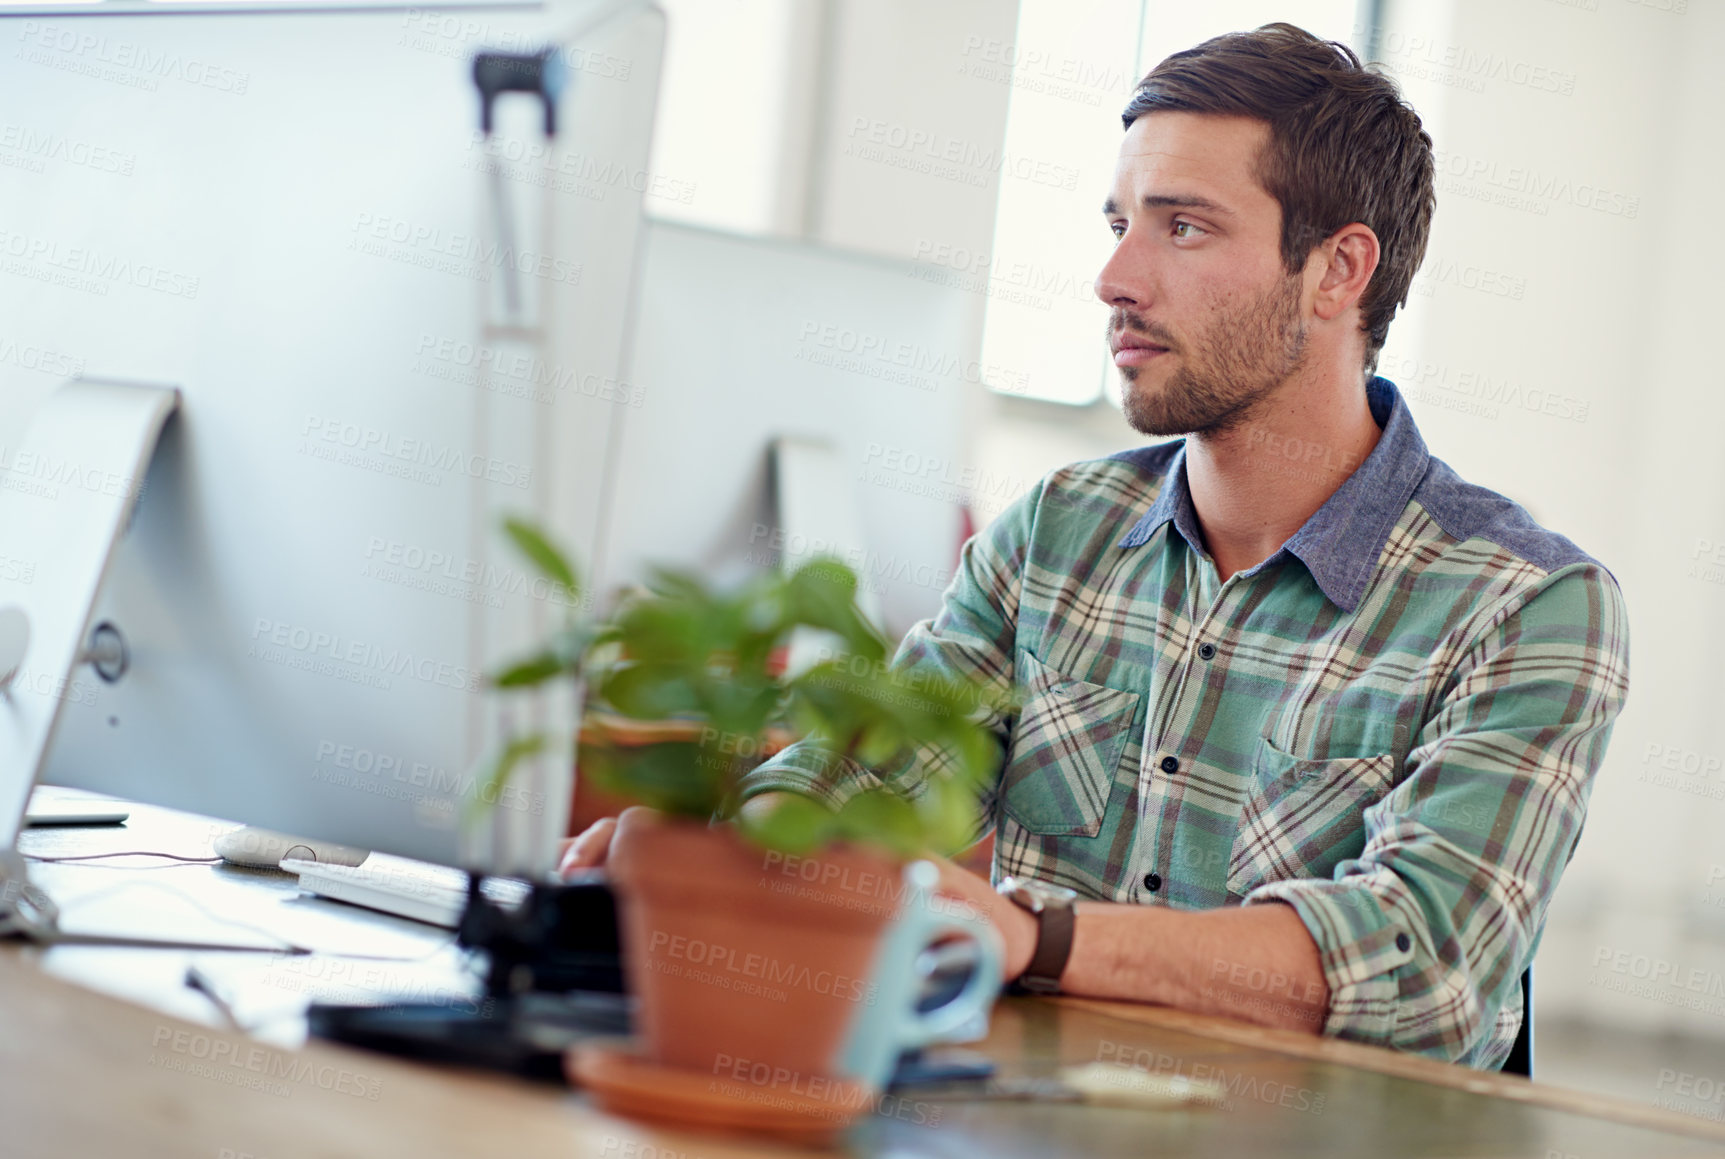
(3, 0, 1720, 1121)
(632, 0, 1725, 1117)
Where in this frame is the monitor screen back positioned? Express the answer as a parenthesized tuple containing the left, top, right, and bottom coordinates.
(5, 1, 664, 866)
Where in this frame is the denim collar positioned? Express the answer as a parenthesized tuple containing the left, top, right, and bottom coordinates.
(1115, 377, 1431, 613)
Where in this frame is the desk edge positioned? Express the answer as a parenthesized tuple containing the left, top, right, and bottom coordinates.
(1053, 996, 1725, 1146)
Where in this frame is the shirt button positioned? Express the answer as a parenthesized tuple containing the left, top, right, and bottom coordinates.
(1197, 643, 1217, 660)
(1395, 932, 1412, 953)
(1142, 872, 1162, 893)
(1159, 755, 1179, 774)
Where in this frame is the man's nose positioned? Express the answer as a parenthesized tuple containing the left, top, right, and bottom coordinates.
(1095, 237, 1148, 310)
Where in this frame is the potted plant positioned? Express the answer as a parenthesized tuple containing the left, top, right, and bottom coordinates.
(481, 519, 1006, 1132)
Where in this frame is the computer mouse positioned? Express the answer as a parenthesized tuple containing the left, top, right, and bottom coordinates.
(213, 826, 370, 870)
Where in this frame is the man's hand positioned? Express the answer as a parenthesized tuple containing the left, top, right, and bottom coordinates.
(556, 814, 623, 876)
(928, 856, 1038, 982)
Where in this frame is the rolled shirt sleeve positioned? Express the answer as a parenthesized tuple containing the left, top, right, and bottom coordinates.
(1242, 562, 1630, 1066)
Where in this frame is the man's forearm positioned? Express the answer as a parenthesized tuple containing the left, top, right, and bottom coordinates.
(1061, 901, 1330, 1034)
(925, 859, 1331, 1035)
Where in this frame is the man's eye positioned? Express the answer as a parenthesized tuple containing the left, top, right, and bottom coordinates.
(1172, 220, 1204, 239)
(1110, 222, 1126, 239)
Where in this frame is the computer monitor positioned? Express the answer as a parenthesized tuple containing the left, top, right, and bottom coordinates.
(600, 221, 982, 643)
(0, 0, 666, 873)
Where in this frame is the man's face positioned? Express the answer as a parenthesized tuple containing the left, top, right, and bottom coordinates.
(1098, 112, 1309, 438)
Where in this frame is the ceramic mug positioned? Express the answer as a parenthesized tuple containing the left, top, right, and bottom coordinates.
(832, 859, 1003, 1089)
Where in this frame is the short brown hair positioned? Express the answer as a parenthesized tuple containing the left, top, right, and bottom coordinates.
(1122, 23, 1434, 374)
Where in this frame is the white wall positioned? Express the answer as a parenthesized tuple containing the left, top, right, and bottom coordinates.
(805, 0, 1017, 263)
(1383, 0, 1725, 1038)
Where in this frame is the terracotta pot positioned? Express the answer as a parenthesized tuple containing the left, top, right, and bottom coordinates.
(606, 809, 903, 1083)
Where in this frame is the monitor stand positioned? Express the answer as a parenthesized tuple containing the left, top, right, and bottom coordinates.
(0, 380, 179, 942)
(0, 847, 59, 940)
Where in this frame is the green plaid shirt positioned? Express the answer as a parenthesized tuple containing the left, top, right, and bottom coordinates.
(741, 377, 1630, 1069)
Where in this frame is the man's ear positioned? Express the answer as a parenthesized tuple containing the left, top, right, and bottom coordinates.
(1310, 223, 1379, 322)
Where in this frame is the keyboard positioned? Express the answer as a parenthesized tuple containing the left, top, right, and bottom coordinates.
(285, 855, 532, 929)
(23, 785, 129, 827)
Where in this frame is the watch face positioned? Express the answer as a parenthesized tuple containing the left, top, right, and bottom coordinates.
(1025, 880, 1079, 906)
(1000, 877, 1078, 911)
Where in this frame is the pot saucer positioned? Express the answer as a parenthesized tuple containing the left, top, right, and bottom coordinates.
(568, 1042, 878, 1145)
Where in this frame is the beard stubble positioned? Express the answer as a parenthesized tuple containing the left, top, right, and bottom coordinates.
(1115, 273, 1309, 439)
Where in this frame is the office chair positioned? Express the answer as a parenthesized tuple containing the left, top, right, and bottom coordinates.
(1500, 968, 1533, 1078)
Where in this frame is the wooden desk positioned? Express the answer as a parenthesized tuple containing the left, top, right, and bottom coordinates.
(8, 801, 1725, 1157)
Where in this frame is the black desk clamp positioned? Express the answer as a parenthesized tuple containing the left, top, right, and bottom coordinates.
(469, 48, 568, 322)
(455, 869, 623, 996)
(472, 48, 568, 139)
(306, 874, 629, 1082)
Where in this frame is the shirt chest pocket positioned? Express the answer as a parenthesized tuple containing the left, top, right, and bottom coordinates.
(1000, 651, 1142, 838)
(1226, 736, 1395, 898)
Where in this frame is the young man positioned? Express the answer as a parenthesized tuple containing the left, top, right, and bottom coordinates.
(567, 25, 1629, 1069)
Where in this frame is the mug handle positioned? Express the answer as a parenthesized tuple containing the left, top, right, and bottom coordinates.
(894, 864, 1005, 1050)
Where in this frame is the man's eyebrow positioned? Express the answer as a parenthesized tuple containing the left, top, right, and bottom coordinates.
(1101, 194, 1234, 216)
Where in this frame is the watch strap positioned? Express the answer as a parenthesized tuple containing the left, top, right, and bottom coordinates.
(1018, 898, 1075, 994)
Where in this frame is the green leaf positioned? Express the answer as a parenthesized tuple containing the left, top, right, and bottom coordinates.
(547, 621, 608, 669)
(739, 793, 836, 855)
(615, 600, 705, 666)
(703, 678, 780, 742)
(832, 791, 922, 859)
(600, 662, 700, 719)
(786, 559, 887, 661)
(643, 567, 710, 605)
(503, 517, 580, 599)
(950, 724, 1004, 787)
(789, 556, 858, 602)
(854, 720, 904, 767)
(916, 774, 980, 856)
(491, 651, 565, 687)
(465, 732, 548, 824)
(586, 742, 719, 817)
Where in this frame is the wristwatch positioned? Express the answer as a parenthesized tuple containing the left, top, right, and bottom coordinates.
(996, 876, 1079, 994)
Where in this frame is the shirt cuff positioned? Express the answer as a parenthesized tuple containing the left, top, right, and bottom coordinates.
(1241, 873, 1418, 1046)
(735, 744, 874, 812)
